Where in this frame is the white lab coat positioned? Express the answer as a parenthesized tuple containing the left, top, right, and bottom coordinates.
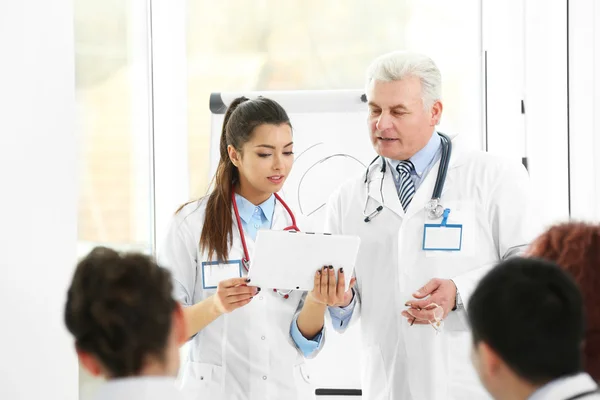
(529, 373, 599, 400)
(158, 197, 317, 400)
(91, 377, 188, 400)
(325, 135, 543, 400)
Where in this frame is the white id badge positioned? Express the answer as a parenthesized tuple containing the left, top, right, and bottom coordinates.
(422, 208, 463, 251)
(201, 260, 243, 289)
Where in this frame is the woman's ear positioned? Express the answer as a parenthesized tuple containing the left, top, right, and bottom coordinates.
(227, 145, 240, 167)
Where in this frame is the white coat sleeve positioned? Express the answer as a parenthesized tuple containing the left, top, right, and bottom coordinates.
(157, 213, 198, 307)
(324, 186, 362, 331)
(451, 161, 543, 313)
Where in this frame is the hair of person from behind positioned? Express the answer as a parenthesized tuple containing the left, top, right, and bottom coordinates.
(529, 221, 600, 381)
(365, 50, 442, 111)
(467, 257, 585, 385)
(64, 246, 177, 378)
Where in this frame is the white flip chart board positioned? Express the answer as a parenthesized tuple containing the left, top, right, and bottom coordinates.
(209, 90, 376, 233)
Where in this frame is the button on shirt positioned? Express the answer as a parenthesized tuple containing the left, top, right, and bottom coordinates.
(328, 131, 443, 330)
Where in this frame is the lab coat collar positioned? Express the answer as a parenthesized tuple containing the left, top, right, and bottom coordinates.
(365, 133, 467, 219)
(93, 376, 185, 400)
(366, 158, 405, 218)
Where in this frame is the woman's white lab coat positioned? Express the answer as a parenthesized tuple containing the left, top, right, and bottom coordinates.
(325, 135, 543, 400)
(158, 198, 317, 400)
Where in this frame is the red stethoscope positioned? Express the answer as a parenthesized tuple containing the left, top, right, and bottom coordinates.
(231, 190, 300, 299)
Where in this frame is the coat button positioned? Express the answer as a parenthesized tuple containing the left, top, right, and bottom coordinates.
(259, 296, 263, 300)
(200, 376, 204, 380)
(261, 336, 266, 340)
(262, 376, 267, 380)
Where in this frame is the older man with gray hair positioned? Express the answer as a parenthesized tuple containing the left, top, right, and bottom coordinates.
(323, 51, 542, 399)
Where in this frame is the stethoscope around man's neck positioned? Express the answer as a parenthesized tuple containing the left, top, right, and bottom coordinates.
(362, 132, 452, 223)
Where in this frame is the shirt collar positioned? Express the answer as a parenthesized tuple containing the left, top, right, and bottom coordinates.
(234, 193, 275, 223)
(388, 131, 442, 177)
(528, 373, 598, 400)
(96, 377, 182, 398)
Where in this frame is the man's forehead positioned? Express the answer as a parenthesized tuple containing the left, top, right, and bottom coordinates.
(366, 78, 422, 104)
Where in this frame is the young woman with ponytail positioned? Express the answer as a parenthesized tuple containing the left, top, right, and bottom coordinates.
(158, 96, 353, 400)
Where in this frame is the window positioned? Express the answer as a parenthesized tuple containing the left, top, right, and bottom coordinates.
(74, 0, 153, 395)
(186, 0, 483, 198)
(75, 0, 153, 258)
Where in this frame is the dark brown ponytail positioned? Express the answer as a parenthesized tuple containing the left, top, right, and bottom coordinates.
(177, 96, 292, 262)
(200, 97, 249, 261)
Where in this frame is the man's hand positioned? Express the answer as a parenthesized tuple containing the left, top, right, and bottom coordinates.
(307, 266, 356, 307)
(401, 278, 457, 325)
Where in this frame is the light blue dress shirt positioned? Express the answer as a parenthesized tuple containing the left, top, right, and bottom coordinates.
(388, 131, 443, 192)
(328, 131, 443, 330)
(234, 193, 275, 241)
(234, 193, 323, 356)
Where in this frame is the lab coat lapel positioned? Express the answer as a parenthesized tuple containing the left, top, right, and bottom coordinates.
(440, 136, 466, 196)
(404, 134, 464, 220)
(404, 157, 440, 220)
(371, 161, 405, 218)
(271, 195, 292, 231)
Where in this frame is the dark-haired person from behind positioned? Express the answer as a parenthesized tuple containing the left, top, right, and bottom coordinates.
(527, 222, 600, 382)
(468, 257, 599, 400)
(64, 247, 188, 400)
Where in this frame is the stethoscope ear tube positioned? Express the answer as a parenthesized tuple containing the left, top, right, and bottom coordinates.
(432, 132, 452, 199)
(363, 132, 452, 222)
(364, 155, 382, 183)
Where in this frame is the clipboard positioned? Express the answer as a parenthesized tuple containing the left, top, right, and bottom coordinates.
(247, 230, 361, 291)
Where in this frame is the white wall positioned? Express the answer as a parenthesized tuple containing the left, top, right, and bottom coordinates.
(152, 0, 190, 249)
(0, 1, 79, 399)
(485, 0, 570, 227)
(569, 0, 600, 221)
(523, 0, 570, 225)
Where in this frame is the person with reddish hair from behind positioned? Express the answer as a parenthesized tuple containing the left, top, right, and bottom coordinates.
(528, 222, 600, 382)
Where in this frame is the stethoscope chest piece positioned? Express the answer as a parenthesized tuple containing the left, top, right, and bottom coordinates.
(425, 198, 445, 219)
(362, 132, 452, 223)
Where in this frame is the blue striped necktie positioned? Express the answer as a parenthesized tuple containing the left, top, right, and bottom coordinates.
(396, 160, 416, 211)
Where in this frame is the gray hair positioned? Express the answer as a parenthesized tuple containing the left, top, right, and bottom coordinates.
(365, 51, 442, 110)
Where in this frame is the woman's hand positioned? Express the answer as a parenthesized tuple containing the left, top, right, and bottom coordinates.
(307, 266, 356, 307)
(211, 277, 259, 315)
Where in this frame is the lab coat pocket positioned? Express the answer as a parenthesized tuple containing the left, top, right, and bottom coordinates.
(424, 201, 475, 260)
(361, 345, 388, 399)
(293, 363, 315, 399)
(180, 361, 223, 400)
